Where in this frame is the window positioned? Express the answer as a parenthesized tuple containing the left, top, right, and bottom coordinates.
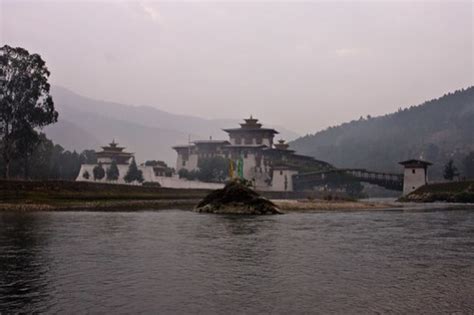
(182, 161, 186, 166)
(235, 137, 242, 145)
(256, 137, 262, 145)
(412, 169, 416, 174)
(244, 137, 252, 145)
(280, 171, 283, 175)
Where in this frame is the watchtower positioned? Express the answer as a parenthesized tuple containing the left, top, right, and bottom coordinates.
(399, 159, 432, 195)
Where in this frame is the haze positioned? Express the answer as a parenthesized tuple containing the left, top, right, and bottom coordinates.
(1, 0, 473, 134)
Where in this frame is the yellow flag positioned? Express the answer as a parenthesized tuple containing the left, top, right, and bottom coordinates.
(229, 159, 234, 179)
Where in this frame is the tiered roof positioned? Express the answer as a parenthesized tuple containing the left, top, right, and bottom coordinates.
(96, 140, 133, 164)
(399, 159, 432, 168)
(223, 116, 278, 134)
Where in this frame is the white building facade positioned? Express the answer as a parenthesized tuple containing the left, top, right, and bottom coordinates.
(76, 141, 223, 190)
(399, 159, 432, 195)
(173, 117, 332, 191)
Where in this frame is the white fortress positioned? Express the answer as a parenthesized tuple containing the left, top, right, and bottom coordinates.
(173, 116, 331, 191)
(77, 117, 331, 191)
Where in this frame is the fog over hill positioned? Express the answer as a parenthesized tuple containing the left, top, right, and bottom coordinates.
(44, 86, 299, 164)
(290, 87, 474, 179)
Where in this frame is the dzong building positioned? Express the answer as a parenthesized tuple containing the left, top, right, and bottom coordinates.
(173, 116, 331, 191)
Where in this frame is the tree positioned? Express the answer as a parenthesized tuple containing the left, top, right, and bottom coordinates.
(82, 170, 90, 180)
(80, 150, 97, 164)
(106, 160, 120, 181)
(178, 168, 190, 179)
(196, 156, 228, 182)
(12, 125, 40, 179)
(462, 152, 474, 179)
(124, 158, 143, 183)
(93, 163, 105, 181)
(0, 45, 58, 178)
(443, 159, 459, 180)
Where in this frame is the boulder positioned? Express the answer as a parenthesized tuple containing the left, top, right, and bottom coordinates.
(195, 180, 282, 215)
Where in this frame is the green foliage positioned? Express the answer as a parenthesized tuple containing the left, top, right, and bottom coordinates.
(0, 45, 58, 178)
(144, 160, 167, 167)
(197, 156, 228, 182)
(290, 87, 474, 179)
(81, 150, 97, 164)
(93, 163, 105, 181)
(443, 159, 459, 180)
(178, 157, 229, 183)
(124, 158, 144, 183)
(82, 170, 90, 180)
(11, 124, 41, 178)
(0, 132, 94, 180)
(106, 160, 120, 181)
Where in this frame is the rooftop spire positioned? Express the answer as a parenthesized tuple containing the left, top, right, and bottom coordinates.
(241, 116, 262, 129)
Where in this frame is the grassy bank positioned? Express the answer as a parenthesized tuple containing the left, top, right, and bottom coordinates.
(400, 181, 474, 203)
(0, 180, 211, 211)
(0, 180, 399, 212)
(274, 199, 398, 212)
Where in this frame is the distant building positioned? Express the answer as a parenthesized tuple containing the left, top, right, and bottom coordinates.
(96, 140, 133, 165)
(173, 116, 331, 191)
(77, 140, 222, 189)
(399, 159, 432, 195)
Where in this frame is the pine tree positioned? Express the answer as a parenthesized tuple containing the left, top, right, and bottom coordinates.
(124, 158, 143, 183)
(106, 160, 120, 181)
(443, 159, 459, 180)
(82, 170, 90, 180)
(93, 163, 105, 180)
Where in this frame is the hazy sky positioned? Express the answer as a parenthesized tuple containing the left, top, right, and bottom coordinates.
(1, 0, 473, 134)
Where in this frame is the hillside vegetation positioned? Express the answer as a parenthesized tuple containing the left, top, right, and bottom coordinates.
(290, 87, 474, 179)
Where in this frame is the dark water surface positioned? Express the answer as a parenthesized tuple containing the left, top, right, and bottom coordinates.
(1, 209, 473, 314)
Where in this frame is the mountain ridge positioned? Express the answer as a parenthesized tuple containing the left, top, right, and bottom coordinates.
(44, 86, 300, 165)
(290, 87, 474, 179)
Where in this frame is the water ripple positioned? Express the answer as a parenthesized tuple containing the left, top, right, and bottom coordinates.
(0, 209, 473, 313)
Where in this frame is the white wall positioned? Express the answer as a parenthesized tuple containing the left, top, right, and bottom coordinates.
(77, 164, 224, 189)
(76, 164, 148, 184)
(272, 169, 298, 191)
(403, 167, 427, 195)
(152, 176, 224, 189)
(177, 153, 199, 172)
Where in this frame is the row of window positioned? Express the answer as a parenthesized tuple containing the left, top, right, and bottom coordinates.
(233, 137, 266, 145)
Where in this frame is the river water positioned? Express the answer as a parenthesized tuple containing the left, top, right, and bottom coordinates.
(1, 209, 473, 314)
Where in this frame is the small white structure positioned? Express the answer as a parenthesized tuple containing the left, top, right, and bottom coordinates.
(399, 159, 432, 195)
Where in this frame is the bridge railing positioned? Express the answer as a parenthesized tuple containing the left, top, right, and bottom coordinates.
(293, 168, 404, 191)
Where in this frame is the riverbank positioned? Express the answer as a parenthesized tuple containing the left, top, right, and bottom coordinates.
(0, 180, 398, 212)
(400, 181, 474, 203)
(0, 199, 398, 212)
(0, 180, 210, 211)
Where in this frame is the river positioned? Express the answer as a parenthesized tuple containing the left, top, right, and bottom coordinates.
(1, 209, 473, 313)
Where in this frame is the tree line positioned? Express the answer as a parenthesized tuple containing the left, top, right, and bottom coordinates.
(0, 132, 97, 180)
(290, 87, 474, 180)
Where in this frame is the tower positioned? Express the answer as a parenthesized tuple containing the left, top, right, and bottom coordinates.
(399, 159, 432, 195)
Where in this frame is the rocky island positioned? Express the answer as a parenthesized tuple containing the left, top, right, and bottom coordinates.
(195, 180, 283, 215)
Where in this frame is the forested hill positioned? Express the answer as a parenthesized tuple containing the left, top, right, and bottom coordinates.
(290, 87, 474, 179)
